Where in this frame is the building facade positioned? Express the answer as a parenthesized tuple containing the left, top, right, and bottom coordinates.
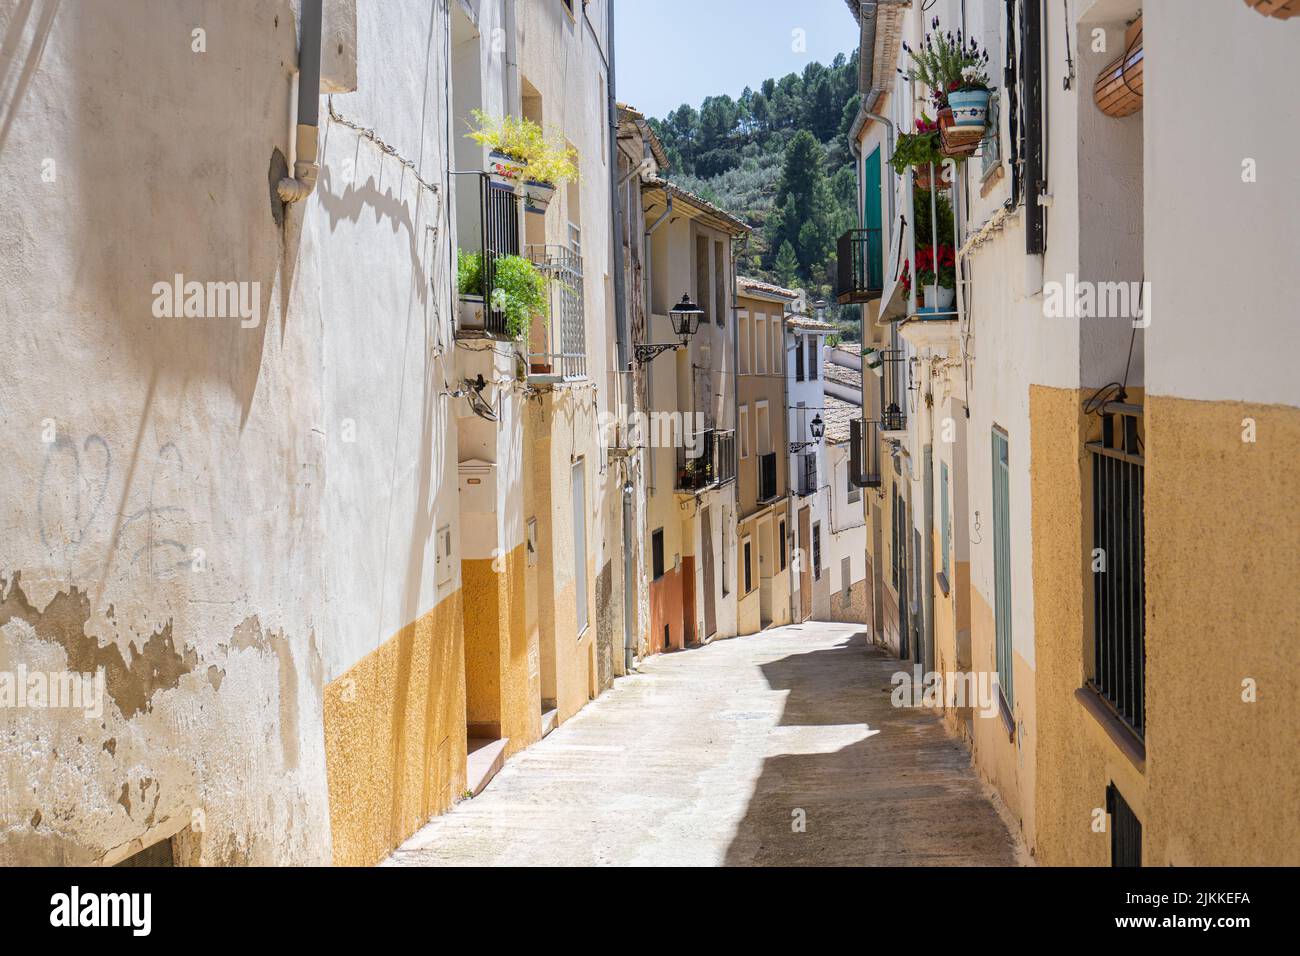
(843, 0, 1300, 864)
(0, 0, 633, 867)
(735, 279, 796, 635)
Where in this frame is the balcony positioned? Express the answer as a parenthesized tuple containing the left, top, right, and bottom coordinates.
(676, 428, 735, 493)
(836, 228, 884, 304)
(880, 349, 908, 435)
(849, 419, 882, 488)
(798, 452, 817, 497)
(758, 451, 778, 503)
(456, 173, 520, 338)
(526, 244, 586, 381)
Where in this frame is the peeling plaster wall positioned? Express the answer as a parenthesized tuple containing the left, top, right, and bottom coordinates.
(0, 0, 462, 864)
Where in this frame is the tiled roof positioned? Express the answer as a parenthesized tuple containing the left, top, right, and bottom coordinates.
(823, 360, 862, 391)
(642, 176, 750, 235)
(616, 103, 669, 170)
(785, 315, 838, 332)
(822, 396, 861, 445)
(736, 276, 800, 300)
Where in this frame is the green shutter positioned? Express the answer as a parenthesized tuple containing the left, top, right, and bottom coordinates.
(992, 429, 1013, 708)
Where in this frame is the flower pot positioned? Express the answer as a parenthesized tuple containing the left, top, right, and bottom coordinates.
(948, 90, 991, 128)
(487, 150, 525, 188)
(458, 294, 486, 331)
(923, 284, 955, 311)
(522, 180, 556, 215)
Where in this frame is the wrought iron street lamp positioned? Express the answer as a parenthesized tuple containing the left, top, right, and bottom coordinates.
(634, 294, 703, 365)
(789, 413, 825, 453)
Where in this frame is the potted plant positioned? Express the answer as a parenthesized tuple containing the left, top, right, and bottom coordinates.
(949, 64, 993, 128)
(487, 253, 549, 341)
(519, 141, 578, 216)
(457, 250, 549, 340)
(915, 243, 957, 312)
(863, 346, 884, 371)
(902, 22, 994, 158)
(467, 110, 577, 214)
(889, 117, 951, 189)
(457, 249, 487, 330)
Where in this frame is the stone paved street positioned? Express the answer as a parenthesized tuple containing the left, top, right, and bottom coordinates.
(386, 623, 1024, 867)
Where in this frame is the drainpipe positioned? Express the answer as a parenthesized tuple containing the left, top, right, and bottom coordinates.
(278, 0, 323, 203)
(605, 0, 637, 674)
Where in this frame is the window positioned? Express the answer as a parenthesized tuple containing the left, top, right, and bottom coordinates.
(738, 405, 750, 458)
(755, 402, 770, 456)
(807, 337, 819, 380)
(795, 334, 805, 381)
(940, 460, 950, 582)
(992, 429, 1012, 708)
(779, 520, 787, 570)
(695, 235, 710, 324)
(573, 459, 588, 635)
(812, 522, 822, 581)
(743, 537, 753, 593)
(1089, 407, 1146, 736)
(755, 315, 766, 374)
(847, 461, 860, 504)
(981, 94, 1001, 180)
(652, 528, 665, 580)
(771, 322, 782, 375)
(713, 239, 726, 326)
(1107, 784, 1142, 867)
(739, 313, 751, 374)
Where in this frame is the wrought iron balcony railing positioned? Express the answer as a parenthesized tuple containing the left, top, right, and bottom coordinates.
(798, 452, 817, 497)
(849, 418, 882, 488)
(676, 429, 716, 492)
(526, 244, 586, 380)
(456, 172, 520, 337)
(836, 228, 884, 304)
(880, 348, 908, 433)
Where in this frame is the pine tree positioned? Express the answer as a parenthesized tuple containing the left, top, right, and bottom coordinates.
(775, 241, 800, 289)
(768, 130, 835, 280)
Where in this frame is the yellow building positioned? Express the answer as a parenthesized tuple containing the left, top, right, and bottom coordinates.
(735, 278, 798, 634)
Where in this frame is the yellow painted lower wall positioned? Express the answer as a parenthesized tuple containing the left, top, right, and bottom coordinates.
(322, 590, 466, 867)
(969, 585, 1036, 845)
(1142, 395, 1300, 865)
(463, 544, 539, 756)
(1029, 384, 1119, 866)
(1030, 386, 1300, 865)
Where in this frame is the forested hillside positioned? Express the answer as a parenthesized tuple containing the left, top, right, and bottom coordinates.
(647, 50, 862, 336)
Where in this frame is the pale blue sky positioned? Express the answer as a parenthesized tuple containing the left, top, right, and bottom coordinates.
(614, 0, 858, 121)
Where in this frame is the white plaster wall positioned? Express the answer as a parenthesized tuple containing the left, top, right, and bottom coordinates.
(0, 0, 461, 864)
(1142, 0, 1300, 407)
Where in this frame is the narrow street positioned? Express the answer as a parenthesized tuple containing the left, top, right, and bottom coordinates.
(386, 623, 1023, 867)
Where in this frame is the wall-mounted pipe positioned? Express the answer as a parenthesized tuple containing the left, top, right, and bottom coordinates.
(278, 0, 324, 203)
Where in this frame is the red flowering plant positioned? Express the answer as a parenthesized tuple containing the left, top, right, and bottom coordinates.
(915, 243, 957, 291)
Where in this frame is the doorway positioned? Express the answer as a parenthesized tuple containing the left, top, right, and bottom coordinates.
(798, 506, 812, 622)
(700, 506, 717, 640)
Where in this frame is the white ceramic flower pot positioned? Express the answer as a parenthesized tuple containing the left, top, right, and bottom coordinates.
(459, 294, 486, 331)
(923, 284, 955, 310)
(523, 180, 555, 215)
